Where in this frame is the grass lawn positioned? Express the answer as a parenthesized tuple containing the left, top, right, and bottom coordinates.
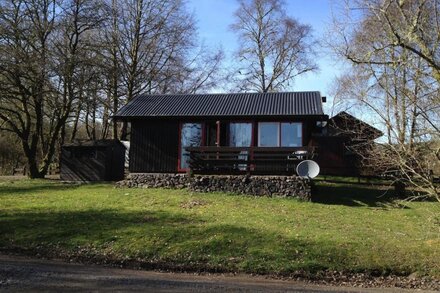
(0, 178, 439, 278)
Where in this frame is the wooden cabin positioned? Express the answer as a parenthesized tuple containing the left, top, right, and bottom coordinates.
(114, 92, 381, 176)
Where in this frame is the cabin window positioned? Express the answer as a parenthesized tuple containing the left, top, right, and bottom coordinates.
(180, 123, 202, 170)
(258, 122, 279, 147)
(229, 123, 252, 146)
(281, 122, 302, 146)
(258, 122, 302, 147)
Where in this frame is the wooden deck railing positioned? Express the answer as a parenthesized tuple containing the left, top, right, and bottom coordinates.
(186, 146, 316, 175)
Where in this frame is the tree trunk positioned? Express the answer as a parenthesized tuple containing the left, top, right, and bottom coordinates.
(70, 106, 81, 142)
(23, 143, 43, 179)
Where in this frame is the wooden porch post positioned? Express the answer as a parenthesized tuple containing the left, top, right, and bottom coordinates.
(216, 121, 220, 162)
(216, 121, 220, 147)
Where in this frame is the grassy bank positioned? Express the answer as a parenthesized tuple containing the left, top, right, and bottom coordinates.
(0, 179, 439, 277)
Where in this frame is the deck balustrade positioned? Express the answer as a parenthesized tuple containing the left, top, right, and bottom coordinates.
(186, 146, 316, 175)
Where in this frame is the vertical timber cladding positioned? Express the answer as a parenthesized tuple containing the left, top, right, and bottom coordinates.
(130, 120, 179, 172)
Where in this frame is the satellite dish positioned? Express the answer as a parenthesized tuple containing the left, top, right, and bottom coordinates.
(296, 160, 320, 178)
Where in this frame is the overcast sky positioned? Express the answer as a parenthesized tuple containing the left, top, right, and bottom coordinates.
(186, 0, 344, 111)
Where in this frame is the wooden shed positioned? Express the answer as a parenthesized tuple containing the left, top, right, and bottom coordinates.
(60, 140, 126, 181)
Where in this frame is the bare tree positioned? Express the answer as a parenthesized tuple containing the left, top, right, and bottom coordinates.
(0, 0, 104, 178)
(156, 45, 225, 94)
(0, 0, 225, 177)
(360, 0, 440, 83)
(230, 0, 317, 93)
(329, 0, 440, 200)
(0, 131, 25, 175)
(115, 0, 225, 139)
(104, 0, 122, 139)
(117, 0, 195, 139)
(0, 0, 58, 178)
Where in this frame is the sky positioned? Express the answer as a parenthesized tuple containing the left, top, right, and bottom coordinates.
(186, 0, 344, 112)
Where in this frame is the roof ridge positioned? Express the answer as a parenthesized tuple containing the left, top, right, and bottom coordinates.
(138, 91, 320, 97)
(114, 91, 325, 118)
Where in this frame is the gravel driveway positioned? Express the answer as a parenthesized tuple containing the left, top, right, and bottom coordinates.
(0, 254, 434, 292)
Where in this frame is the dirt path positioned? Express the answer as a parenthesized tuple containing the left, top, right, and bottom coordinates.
(0, 254, 433, 292)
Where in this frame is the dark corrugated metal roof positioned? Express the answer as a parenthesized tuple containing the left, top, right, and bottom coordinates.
(114, 91, 324, 118)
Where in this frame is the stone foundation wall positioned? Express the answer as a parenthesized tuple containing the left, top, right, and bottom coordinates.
(116, 173, 311, 201)
(117, 173, 188, 189)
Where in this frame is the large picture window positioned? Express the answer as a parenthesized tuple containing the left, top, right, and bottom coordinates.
(180, 123, 202, 170)
(229, 123, 252, 147)
(258, 122, 302, 147)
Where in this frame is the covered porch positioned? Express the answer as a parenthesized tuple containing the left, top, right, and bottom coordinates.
(114, 91, 327, 174)
(178, 119, 321, 175)
(186, 146, 317, 175)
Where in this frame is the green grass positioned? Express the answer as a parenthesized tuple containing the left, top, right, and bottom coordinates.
(0, 178, 439, 277)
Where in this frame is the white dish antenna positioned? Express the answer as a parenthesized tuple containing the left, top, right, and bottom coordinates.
(296, 160, 320, 178)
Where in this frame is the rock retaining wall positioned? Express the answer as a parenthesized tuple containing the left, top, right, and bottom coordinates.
(116, 173, 311, 200)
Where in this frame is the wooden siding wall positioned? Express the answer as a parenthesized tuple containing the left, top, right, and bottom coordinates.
(129, 118, 320, 173)
(105, 145, 126, 180)
(60, 148, 107, 181)
(311, 136, 359, 176)
(130, 120, 179, 173)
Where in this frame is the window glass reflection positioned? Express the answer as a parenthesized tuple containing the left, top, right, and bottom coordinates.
(258, 123, 279, 147)
(257, 122, 302, 147)
(180, 123, 202, 169)
(281, 123, 302, 147)
(229, 123, 252, 146)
